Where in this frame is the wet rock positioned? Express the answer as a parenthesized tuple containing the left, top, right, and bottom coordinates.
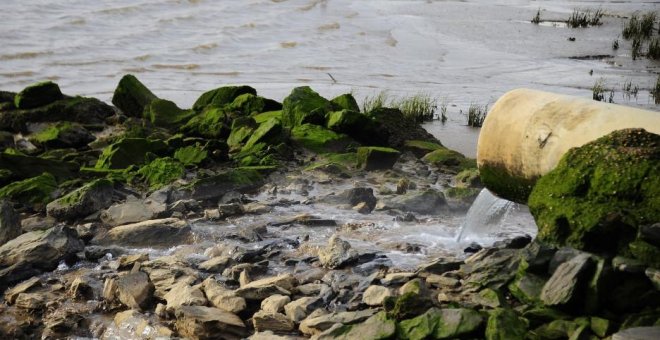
(356, 146, 400, 171)
(249, 331, 292, 340)
(0, 226, 83, 290)
(291, 124, 354, 153)
(0, 200, 20, 245)
(175, 305, 246, 340)
(116, 271, 154, 310)
(111, 309, 174, 339)
(30, 122, 95, 149)
(284, 297, 323, 323)
(300, 308, 378, 336)
(612, 326, 660, 340)
(217, 203, 244, 218)
(318, 235, 359, 269)
(46, 179, 114, 221)
(281, 86, 333, 128)
(540, 253, 593, 307)
(203, 278, 246, 314)
(141, 256, 200, 299)
(199, 256, 234, 273)
(69, 276, 98, 300)
(4, 276, 41, 304)
(403, 140, 444, 158)
(188, 168, 263, 201)
(397, 307, 483, 339)
(252, 310, 294, 332)
(381, 189, 447, 215)
(92, 218, 192, 248)
(492, 234, 532, 249)
(314, 311, 396, 340)
(193, 85, 257, 112)
(362, 285, 392, 306)
(0, 172, 58, 207)
(164, 282, 208, 312)
(261, 294, 290, 314)
(14, 292, 48, 310)
(101, 191, 170, 226)
(485, 308, 528, 340)
(95, 137, 168, 169)
(381, 272, 415, 285)
(14, 81, 63, 109)
(234, 274, 297, 300)
(111, 74, 158, 117)
(416, 257, 463, 275)
(646, 268, 660, 290)
(366, 107, 440, 148)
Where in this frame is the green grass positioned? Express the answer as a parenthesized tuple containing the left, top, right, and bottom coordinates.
(439, 99, 448, 124)
(362, 91, 438, 123)
(592, 79, 607, 102)
(567, 9, 604, 28)
(465, 103, 488, 127)
(362, 91, 390, 113)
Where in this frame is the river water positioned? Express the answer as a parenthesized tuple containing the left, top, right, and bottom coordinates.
(1, 0, 658, 266)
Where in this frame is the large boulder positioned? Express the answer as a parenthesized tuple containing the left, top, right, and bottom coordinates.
(174, 305, 247, 340)
(91, 218, 192, 248)
(112, 74, 158, 117)
(0, 173, 57, 206)
(366, 107, 440, 148)
(192, 85, 256, 111)
(291, 124, 354, 153)
(0, 226, 83, 290)
(95, 137, 168, 169)
(356, 146, 400, 171)
(14, 81, 63, 110)
(0, 200, 20, 245)
(528, 129, 660, 263)
(330, 93, 360, 112)
(146, 99, 195, 128)
(46, 179, 114, 221)
(281, 86, 333, 128)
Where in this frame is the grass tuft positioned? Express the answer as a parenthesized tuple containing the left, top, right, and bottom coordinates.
(651, 75, 660, 105)
(531, 9, 541, 24)
(622, 80, 639, 100)
(465, 103, 488, 127)
(362, 91, 438, 123)
(567, 9, 604, 28)
(592, 79, 607, 102)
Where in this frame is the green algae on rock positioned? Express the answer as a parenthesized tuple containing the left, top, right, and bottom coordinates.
(14, 81, 63, 110)
(0, 152, 78, 180)
(0, 173, 57, 206)
(356, 146, 400, 171)
(192, 85, 257, 112)
(112, 74, 158, 117)
(281, 86, 333, 128)
(174, 145, 208, 166)
(30, 122, 95, 149)
(146, 99, 196, 128)
(46, 179, 114, 220)
(403, 140, 443, 158)
(95, 137, 168, 169)
(422, 147, 475, 172)
(188, 168, 263, 201)
(291, 124, 353, 153)
(137, 157, 185, 190)
(226, 93, 281, 116)
(330, 93, 360, 112)
(528, 129, 660, 260)
(180, 107, 229, 139)
(485, 308, 528, 340)
(397, 308, 484, 340)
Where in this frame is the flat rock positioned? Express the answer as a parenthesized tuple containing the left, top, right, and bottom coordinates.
(91, 218, 192, 248)
(116, 271, 154, 310)
(235, 274, 297, 300)
(362, 285, 392, 306)
(381, 189, 447, 215)
(300, 309, 378, 335)
(164, 282, 207, 312)
(252, 310, 294, 332)
(318, 235, 359, 269)
(284, 297, 322, 323)
(261, 294, 290, 314)
(175, 305, 246, 340)
(540, 253, 593, 306)
(203, 278, 246, 314)
(101, 195, 167, 226)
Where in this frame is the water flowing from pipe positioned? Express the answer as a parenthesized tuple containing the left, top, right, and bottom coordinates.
(456, 188, 515, 242)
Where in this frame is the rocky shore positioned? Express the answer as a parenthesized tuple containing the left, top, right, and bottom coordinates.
(0, 77, 658, 339)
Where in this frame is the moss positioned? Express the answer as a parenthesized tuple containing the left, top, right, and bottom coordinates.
(397, 308, 440, 340)
(252, 110, 282, 124)
(146, 99, 196, 128)
(111, 74, 158, 117)
(243, 117, 282, 150)
(590, 317, 610, 338)
(226, 93, 280, 116)
(80, 166, 136, 183)
(281, 86, 333, 127)
(291, 124, 353, 153)
(384, 292, 432, 321)
(187, 168, 262, 200)
(55, 178, 113, 207)
(0, 152, 77, 180)
(422, 147, 473, 172)
(95, 137, 168, 169)
(455, 168, 481, 188)
(445, 187, 480, 201)
(30, 122, 94, 149)
(403, 140, 443, 158)
(528, 129, 659, 254)
(174, 145, 208, 166)
(331, 93, 360, 112)
(485, 308, 527, 340)
(14, 81, 63, 109)
(629, 239, 660, 267)
(531, 320, 582, 339)
(479, 162, 536, 204)
(180, 107, 229, 139)
(305, 152, 357, 172)
(137, 157, 185, 189)
(227, 126, 254, 149)
(192, 85, 256, 111)
(356, 146, 400, 171)
(0, 172, 57, 205)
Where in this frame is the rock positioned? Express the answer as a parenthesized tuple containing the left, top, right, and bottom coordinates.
(612, 326, 660, 340)
(343, 187, 377, 212)
(101, 194, 168, 226)
(403, 140, 444, 158)
(0, 226, 83, 290)
(111, 74, 158, 117)
(639, 223, 660, 246)
(318, 235, 359, 269)
(147, 98, 195, 128)
(646, 268, 660, 290)
(314, 311, 396, 340)
(199, 256, 233, 273)
(193, 85, 256, 111)
(242, 117, 283, 151)
(227, 93, 281, 115)
(0, 200, 20, 245)
(529, 129, 660, 256)
(330, 93, 360, 112)
(540, 253, 593, 308)
(46, 179, 114, 221)
(261, 294, 291, 314)
(95, 137, 168, 169)
(325, 109, 380, 145)
(397, 308, 483, 339)
(174, 305, 246, 340)
(235, 274, 297, 300)
(15, 292, 47, 310)
(141, 256, 200, 299)
(30, 122, 94, 149)
(249, 331, 292, 340)
(116, 271, 154, 310)
(181, 107, 231, 139)
(92, 218, 192, 248)
(4, 276, 41, 304)
(366, 107, 440, 148)
(381, 189, 447, 214)
(300, 309, 378, 335)
(485, 308, 528, 340)
(137, 157, 186, 190)
(252, 310, 295, 332)
(356, 146, 400, 171)
(14, 81, 63, 109)
(416, 257, 463, 275)
(381, 272, 416, 285)
(111, 309, 173, 339)
(454, 168, 481, 188)
(0, 153, 77, 182)
(422, 147, 472, 171)
(284, 297, 322, 323)
(281, 86, 333, 128)
(291, 124, 354, 153)
(203, 278, 246, 314)
(298, 283, 328, 296)
(174, 145, 208, 166)
(164, 282, 207, 312)
(188, 168, 263, 201)
(0, 172, 58, 206)
(362, 285, 392, 306)
(69, 276, 97, 300)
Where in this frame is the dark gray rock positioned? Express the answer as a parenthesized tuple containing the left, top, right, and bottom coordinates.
(46, 179, 114, 221)
(639, 223, 660, 247)
(0, 200, 20, 245)
(381, 189, 447, 214)
(540, 253, 594, 307)
(612, 326, 660, 340)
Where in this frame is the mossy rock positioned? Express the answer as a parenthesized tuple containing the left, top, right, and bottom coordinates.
(315, 311, 396, 340)
(14, 81, 63, 109)
(356, 146, 400, 171)
(325, 109, 380, 145)
(146, 99, 196, 128)
(80, 166, 136, 183)
(0, 152, 78, 180)
(188, 168, 263, 201)
(365, 107, 438, 148)
(397, 308, 484, 340)
(46, 179, 114, 220)
(137, 157, 185, 190)
(0, 172, 57, 206)
(528, 129, 660, 256)
(30, 122, 95, 149)
(291, 124, 354, 153)
(112, 74, 158, 117)
(252, 110, 282, 124)
(95, 137, 168, 169)
(243, 117, 282, 150)
(180, 107, 229, 139)
(530, 319, 585, 339)
(174, 145, 208, 166)
(281, 86, 333, 128)
(0, 91, 16, 104)
(226, 93, 281, 116)
(455, 168, 481, 188)
(422, 147, 474, 172)
(485, 308, 528, 340)
(331, 93, 360, 112)
(404, 140, 443, 158)
(445, 187, 480, 202)
(384, 291, 433, 321)
(192, 85, 256, 111)
(227, 126, 255, 150)
(230, 116, 257, 130)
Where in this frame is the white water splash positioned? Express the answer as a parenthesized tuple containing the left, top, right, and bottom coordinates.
(456, 188, 516, 243)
